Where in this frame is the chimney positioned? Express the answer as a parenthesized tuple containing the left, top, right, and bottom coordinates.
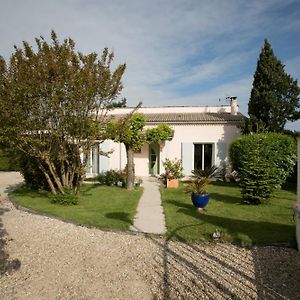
(229, 96, 238, 115)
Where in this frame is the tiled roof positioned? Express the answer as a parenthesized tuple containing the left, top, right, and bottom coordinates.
(110, 112, 244, 124)
(143, 112, 244, 124)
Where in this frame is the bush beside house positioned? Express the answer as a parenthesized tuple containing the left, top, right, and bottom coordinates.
(230, 132, 296, 204)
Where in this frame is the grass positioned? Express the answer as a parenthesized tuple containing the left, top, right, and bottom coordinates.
(12, 184, 143, 230)
(161, 181, 297, 246)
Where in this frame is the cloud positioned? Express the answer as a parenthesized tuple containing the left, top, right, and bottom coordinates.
(284, 56, 300, 81)
(0, 0, 299, 133)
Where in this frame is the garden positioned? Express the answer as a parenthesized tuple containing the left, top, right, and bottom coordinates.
(161, 181, 296, 245)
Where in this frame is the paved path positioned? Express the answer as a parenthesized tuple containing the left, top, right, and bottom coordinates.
(131, 177, 166, 234)
(0, 172, 24, 200)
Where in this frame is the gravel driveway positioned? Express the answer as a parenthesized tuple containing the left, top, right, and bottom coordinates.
(1, 172, 300, 299)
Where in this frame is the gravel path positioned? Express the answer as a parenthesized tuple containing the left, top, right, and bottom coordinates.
(1, 173, 300, 299)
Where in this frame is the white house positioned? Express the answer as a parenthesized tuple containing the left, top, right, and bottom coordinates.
(86, 98, 243, 177)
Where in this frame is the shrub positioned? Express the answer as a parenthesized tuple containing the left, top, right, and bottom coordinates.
(97, 169, 126, 187)
(51, 189, 78, 205)
(162, 158, 183, 179)
(0, 146, 20, 171)
(19, 154, 49, 190)
(229, 133, 296, 204)
(161, 158, 183, 187)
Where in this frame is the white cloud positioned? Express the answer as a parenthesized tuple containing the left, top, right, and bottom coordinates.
(284, 56, 300, 82)
(0, 0, 299, 129)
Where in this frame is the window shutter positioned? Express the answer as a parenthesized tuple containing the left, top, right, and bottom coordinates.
(99, 141, 110, 173)
(216, 142, 227, 166)
(92, 145, 99, 174)
(181, 143, 194, 176)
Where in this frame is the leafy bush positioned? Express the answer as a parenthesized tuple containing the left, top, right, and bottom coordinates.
(185, 166, 218, 195)
(19, 154, 49, 190)
(0, 146, 20, 171)
(97, 169, 126, 187)
(51, 189, 78, 205)
(229, 133, 296, 204)
(145, 124, 174, 143)
(162, 158, 183, 179)
(161, 158, 183, 187)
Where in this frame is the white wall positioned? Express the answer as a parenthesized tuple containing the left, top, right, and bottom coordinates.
(86, 124, 240, 177)
(160, 124, 240, 175)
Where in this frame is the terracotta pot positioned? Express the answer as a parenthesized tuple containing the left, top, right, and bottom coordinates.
(167, 178, 179, 188)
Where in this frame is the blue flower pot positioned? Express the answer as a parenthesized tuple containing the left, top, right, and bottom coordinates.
(191, 193, 210, 208)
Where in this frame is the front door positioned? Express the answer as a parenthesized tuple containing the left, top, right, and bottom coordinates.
(149, 143, 160, 175)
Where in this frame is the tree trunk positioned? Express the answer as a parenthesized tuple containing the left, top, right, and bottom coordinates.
(45, 158, 65, 194)
(126, 145, 135, 190)
(38, 162, 57, 195)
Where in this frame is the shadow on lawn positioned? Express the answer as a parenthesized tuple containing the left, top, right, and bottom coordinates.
(175, 207, 294, 245)
(210, 192, 242, 204)
(0, 207, 21, 275)
(105, 212, 132, 225)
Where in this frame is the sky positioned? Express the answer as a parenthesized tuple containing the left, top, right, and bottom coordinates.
(1, 0, 300, 130)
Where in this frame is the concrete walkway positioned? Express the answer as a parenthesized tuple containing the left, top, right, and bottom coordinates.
(131, 177, 166, 234)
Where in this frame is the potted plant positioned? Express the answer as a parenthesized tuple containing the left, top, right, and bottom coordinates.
(162, 158, 183, 188)
(185, 166, 218, 209)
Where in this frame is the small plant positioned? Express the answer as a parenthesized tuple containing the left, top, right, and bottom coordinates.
(185, 166, 218, 195)
(162, 158, 183, 180)
(51, 189, 79, 205)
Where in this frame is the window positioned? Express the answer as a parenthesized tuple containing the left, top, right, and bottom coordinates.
(194, 144, 213, 170)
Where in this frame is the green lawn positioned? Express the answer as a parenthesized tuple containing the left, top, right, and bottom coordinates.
(161, 181, 297, 246)
(12, 184, 142, 230)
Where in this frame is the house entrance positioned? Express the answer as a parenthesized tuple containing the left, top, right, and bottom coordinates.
(149, 143, 160, 175)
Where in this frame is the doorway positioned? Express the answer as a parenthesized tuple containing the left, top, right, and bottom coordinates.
(149, 143, 160, 175)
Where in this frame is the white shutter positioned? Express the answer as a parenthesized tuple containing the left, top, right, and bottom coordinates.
(181, 143, 194, 176)
(99, 140, 110, 173)
(216, 142, 227, 166)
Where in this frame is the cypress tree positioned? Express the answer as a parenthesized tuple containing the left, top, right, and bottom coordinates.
(248, 39, 300, 132)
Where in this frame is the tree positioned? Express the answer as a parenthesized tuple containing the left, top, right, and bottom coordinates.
(229, 133, 296, 204)
(248, 39, 300, 132)
(107, 97, 127, 108)
(0, 31, 126, 195)
(108, 112, 173, 190)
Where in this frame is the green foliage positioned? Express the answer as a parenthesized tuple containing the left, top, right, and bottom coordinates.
(107, 97, 127, 108)
(162, 158, 183, 180)
(50, 189, 79, 205)
(108, 113, 146, 152)
(185, 166, 218, 195)
(239, 148, 277, 204)
(248, 39, 300, 132)
(229, 132, 296, 204)
(0, 31, 126, 194)
(108, 112, 173, 189)
(0, 146, 20, 171)
(19, 154, 49, 190)
(146, 124, 173, 143)
(97, 169, 126, 187)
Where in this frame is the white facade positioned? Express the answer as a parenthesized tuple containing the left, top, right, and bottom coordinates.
(86, 102, 242, 177)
